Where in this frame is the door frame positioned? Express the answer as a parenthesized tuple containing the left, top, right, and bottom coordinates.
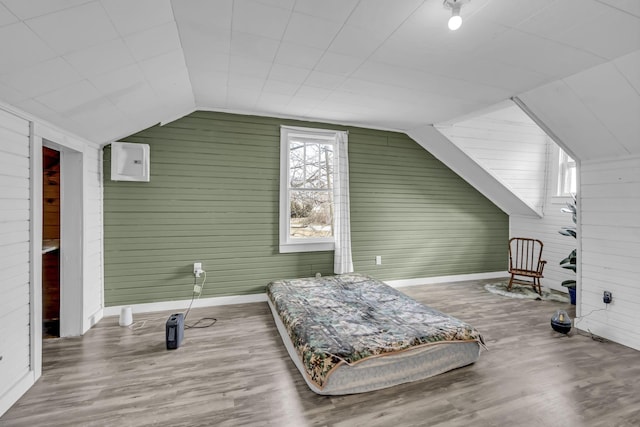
(32, 124, 85, 340)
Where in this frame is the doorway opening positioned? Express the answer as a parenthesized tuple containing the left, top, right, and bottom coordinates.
(42, 147, 60, 338)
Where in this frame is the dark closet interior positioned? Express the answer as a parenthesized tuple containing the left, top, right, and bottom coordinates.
(42, 147, 60, 338)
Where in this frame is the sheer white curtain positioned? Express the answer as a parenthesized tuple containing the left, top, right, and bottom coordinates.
(334, 131, 353, 274)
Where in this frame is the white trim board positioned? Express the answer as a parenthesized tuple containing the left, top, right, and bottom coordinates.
(103, 272, 508, 318)
(386, 271, 508, 288)
(0, 372, 36, 418)
(103, 293, 268, 317)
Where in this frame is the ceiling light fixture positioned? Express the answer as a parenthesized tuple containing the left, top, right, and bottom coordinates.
(444, 0, 470, 31)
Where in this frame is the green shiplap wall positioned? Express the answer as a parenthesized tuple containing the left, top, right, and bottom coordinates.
(103, 111, 507, 306)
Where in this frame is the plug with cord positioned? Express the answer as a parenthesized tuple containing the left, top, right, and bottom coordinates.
(193, 262, 204, 278)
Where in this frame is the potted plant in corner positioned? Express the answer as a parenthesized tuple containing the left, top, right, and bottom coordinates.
(559, 194, 577, 304)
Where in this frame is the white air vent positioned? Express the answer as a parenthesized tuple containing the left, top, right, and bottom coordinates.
(111, 142, 150, 182)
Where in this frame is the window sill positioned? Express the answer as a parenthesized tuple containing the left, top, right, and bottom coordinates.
(551, 195, 573, 205)
(279, 241, 334, 253)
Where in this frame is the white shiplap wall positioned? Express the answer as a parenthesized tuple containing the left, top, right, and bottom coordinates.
(578, 157, 640, 351)
(83, 143, 104, 331)
(510, 144, 576, 293)
(0, 109, 32, 413)
(0, 105, 104, 415)
(436, 104, 549, 215)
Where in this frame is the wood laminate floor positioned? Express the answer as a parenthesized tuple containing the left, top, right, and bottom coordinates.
(2, 279, 639, 427)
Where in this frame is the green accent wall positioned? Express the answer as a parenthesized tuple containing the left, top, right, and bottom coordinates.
(103, 111, 507, 306)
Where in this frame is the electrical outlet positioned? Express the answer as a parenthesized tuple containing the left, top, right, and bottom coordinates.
(376, 256, 382, 265)
(193, 262, 203, 277)
(603, 291, 612, 304)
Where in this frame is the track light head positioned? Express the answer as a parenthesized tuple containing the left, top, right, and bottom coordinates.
(444, 0, 470, 31)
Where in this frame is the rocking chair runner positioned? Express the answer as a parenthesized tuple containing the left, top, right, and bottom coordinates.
(508, 237, 547, 295)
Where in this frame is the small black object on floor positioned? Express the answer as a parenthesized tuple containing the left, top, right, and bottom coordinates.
(551, 310, 572, 334)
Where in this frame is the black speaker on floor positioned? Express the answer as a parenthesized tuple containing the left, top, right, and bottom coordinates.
(166, 313, 184, 349)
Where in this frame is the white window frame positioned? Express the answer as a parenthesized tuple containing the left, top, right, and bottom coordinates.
(280, 126, 339, 253)
(557, 149, 577, 196)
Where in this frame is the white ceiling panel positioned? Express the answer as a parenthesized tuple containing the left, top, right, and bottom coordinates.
(25, 2, 118, 55)
(282, 12, 342, 50)
(328, 25, 389, 59)
(35, 80, 105, 116)
(314, 52, 363, 77)
(346, 0, 423, 33)
(474, 29, 605, 78)
(101, 0, 174, 36)
(256, 92, 292, 111)
(515, 0, 609, 38)
(179, 24, 231, 58)
(88, 64, 147, 96)
(268, 63, 310, 85)
(14, 98, 80, 130)
(124, 21, 182, 62)
(228, 56, 272, 80)
(0, 22, 56, 73)
(64, 38, 135, 77)
(274, 41, 324, 69)
(0, 57, 80, 98)
(173, 0, 233, 27)
(189, 69, 228, 107)
(185, 51, 230, 74)
(295, 85, 332, 101)
(69, 96, 125, 124)
(593, 0, 640, 17)
(518, 80, 628, 160)
(109, 83, 160, 115)
(232, 0, 290, 40)
(228, 74, 266, 92)
(613, 50, 640, 93)
(304, 71, 346, 90)
(262, 79, 299, 96)
(441, 57, 552, 93)
(0, 0, 637, 157)
(0, 2, 18, 26)
(564, 62, 640, 155)
(226, 86, 260, 110)
(0, 81, 27, 104)
(0, 0, 91, 20)
(556, 7, 640, 60)
(139, 50, 188, 81)
(230, 31, 280, 62)
(293, 0, 358, 22)
(252, 0, 295, 11)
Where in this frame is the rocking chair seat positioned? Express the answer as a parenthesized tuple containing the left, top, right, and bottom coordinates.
(508, 237, 546, 295)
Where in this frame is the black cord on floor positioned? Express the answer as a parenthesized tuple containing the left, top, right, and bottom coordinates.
(185, 318, 217, 329)
(183, 273, 217, 329)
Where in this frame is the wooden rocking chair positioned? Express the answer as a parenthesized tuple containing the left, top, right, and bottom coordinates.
(508, 237, 546, 295)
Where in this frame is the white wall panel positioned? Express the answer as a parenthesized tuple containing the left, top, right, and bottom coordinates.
(1, 105, 104, 415)
(510, 144, 575, 292)
(0, 108, 31, 414)
(436, 104, 549, 213)
(83, 142, 103, 330)
(578, 156, 640, 351)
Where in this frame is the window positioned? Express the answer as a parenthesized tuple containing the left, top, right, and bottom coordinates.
(558, 149, 576, 196)
(280, 126, 340, 253)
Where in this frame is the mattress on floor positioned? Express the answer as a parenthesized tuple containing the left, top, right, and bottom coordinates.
(266, 273, 484, 395)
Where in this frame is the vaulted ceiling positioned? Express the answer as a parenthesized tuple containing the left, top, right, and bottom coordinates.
(0, 0, 638, 156)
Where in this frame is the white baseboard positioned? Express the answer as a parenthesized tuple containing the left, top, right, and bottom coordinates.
(385, 271, 508, 288)
(0, 371, 36, 417)
(103, 272, 508, 317)
(103, 293, 268, 317)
